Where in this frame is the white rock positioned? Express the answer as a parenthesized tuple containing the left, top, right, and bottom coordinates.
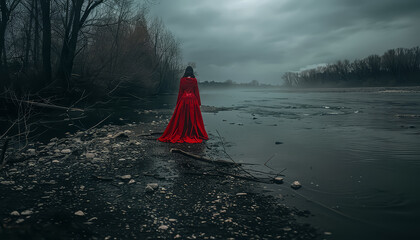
(16, 218, 25, 224)
(291, 181, 302, 189)
(158, 225, 168, 230)
(1, 181, 15, 185)
(21, 210, 33, 215)
(236, 192, 247, 196)
(61, 149, 71, 154)
(147, 183, 158, 189)
(52, 160, 60, 163)
(74, 210, 85, 216)
(128, 179, 135, 184)
(120, 175, 131, 180)
(274, 177, 284, 184)
(10, 211, 20, 216)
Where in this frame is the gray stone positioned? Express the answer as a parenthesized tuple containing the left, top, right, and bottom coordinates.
(291, 181, 302, 189)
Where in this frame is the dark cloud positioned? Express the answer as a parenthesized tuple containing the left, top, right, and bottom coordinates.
(147, 0, 420, 84)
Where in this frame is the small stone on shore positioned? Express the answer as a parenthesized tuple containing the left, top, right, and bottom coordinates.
(274, 177, 284, 184)
(61, 149, 71, 154)
(10, 211, 20, 216)
(21, 210, 33, 216)
(74, 210, 85, 216)
(158, 225, 168, 230)
(291, 181, 302, 189)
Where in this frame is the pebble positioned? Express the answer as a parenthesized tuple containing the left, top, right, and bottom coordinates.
(145, 183, 159, 192)
(291, 181, 302, 189)
(236, 192, 247, 196)
(86, 152, 95, 158)
(128, 179, 136, 184)
(21, 210, 33, 215)
(52, 160, 60, 163)
(74, 210, 85, 216)
(275, 141, 283, 145)
(1, 181, 15, 185)
(61, 149, 71, 154)
(273, 177, 284, 184)
(27, 148, 36, 154)
(10, 211, 20, 216)
(16, 219, 25, 224)
(120, 175, 131, 180)
(158, 225, 168, 230)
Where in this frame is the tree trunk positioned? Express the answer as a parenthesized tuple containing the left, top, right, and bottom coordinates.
(40, 0, 51, 85)
(33, 0, 39, 67)
(24, 0, 35, 71)
(0, 7, 9, 87)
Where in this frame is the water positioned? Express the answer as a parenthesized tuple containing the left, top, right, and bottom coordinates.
(2, 87, 419, 239)
(200, 88, 420, 239)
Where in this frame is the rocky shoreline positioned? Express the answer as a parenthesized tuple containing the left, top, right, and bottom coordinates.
(0, 120, 320, 239)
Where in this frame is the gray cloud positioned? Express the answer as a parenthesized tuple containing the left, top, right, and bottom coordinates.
(147, 0, 420, 84)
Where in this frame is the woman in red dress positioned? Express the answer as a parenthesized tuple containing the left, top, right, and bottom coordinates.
(158, 66, 209, 143)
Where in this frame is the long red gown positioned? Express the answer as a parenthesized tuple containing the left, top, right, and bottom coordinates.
(157, 77, 209, 143)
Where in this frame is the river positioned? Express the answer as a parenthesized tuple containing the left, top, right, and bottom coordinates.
(1, 86, 419, 239)
(200, 87, 420, 240)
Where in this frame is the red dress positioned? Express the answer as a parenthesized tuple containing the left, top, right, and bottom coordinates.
(158, 77, 209, 143)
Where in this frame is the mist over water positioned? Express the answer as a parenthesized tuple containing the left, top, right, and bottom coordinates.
(200, 87, 420, 239)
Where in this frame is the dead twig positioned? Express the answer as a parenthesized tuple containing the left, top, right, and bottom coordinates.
(216, 129, 258, 179)
(86, 114, 112, 132)
(170, 148, 240, 166)
(264, 153, 276, 171)
(17, 99, 84, 112)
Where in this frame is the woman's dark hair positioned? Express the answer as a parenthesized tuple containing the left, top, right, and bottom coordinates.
(183, 66, 195, 78)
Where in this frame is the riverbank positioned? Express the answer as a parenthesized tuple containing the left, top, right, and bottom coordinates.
(0, 120, 320, 239)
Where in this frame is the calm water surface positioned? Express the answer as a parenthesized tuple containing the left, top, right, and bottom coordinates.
(200, 88, 420, 240)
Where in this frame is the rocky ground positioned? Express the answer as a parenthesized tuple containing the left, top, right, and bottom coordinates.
(0, 120, 321, 239)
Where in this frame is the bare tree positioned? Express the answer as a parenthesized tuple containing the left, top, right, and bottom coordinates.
(56, 0, 105, 89)
(0, 0, 21, 87)
(39, 0, 51, 84)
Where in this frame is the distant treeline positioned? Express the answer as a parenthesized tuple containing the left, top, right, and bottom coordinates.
(0, 0, 183, 100)
(282, 46, 420, 87)
(200, 79, 274, 88)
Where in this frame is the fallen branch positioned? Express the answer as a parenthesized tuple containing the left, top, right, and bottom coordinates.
(139, 132, 164, 136)
(216, 170, 267, 183)
(18, 100, 84, 112)
(170, 148, 240, 166)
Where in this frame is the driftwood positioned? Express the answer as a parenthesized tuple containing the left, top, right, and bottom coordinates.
(170, 148, 240, 166)
(19, 100, 84, 112)
(139, 132, 164, 137)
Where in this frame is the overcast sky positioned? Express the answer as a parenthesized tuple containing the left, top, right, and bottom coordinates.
(147, 0, 420, 84)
